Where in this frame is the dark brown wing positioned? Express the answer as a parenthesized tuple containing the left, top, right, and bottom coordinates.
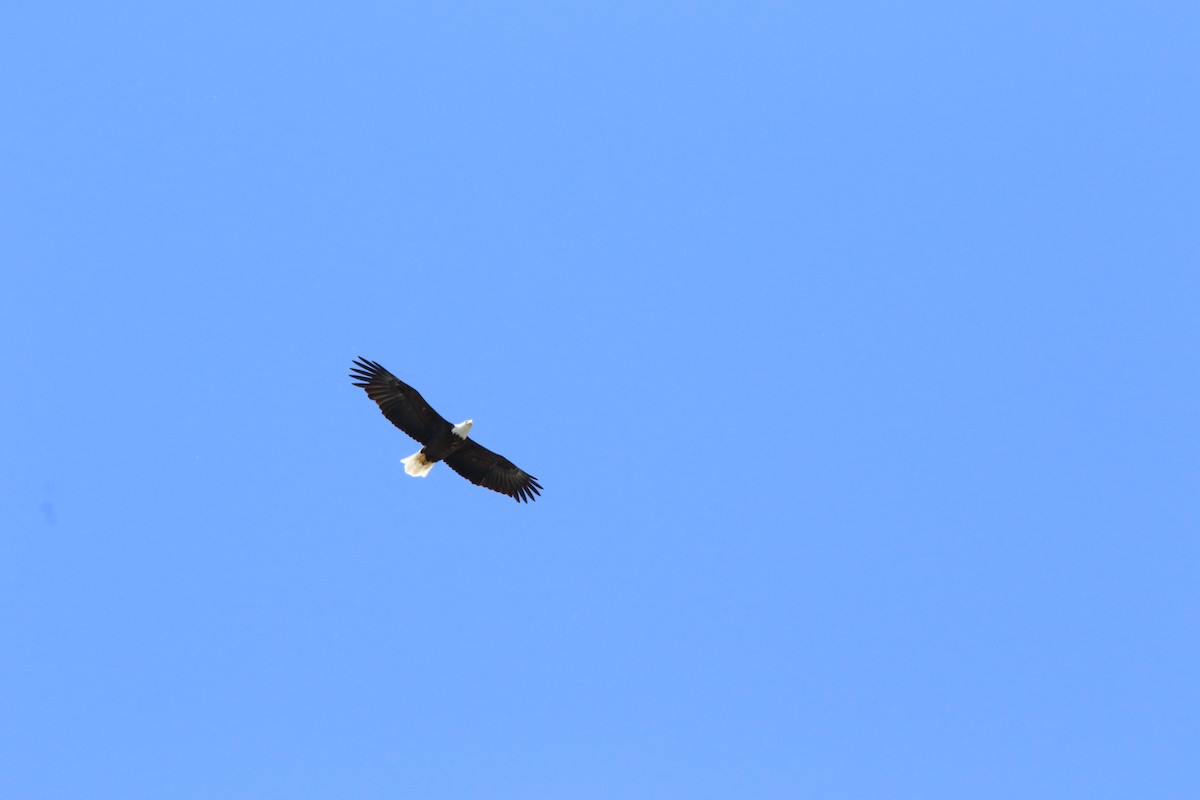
(349, 358, 450, 444)
(443, 439, 542, 503)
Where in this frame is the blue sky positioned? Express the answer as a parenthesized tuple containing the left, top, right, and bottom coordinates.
(2, 2, 1196, 797)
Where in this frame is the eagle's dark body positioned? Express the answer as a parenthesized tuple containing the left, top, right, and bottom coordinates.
(350, 358, 542, 503)
(419, 424, 470, 464)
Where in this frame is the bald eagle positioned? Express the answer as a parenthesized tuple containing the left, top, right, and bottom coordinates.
(350, 358, 542, 503)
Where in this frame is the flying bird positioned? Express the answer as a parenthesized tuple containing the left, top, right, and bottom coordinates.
(350, 358, 542, 503)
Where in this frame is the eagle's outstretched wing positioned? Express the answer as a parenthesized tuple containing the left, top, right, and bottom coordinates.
(444, 440, 543, 503)
(350, 358, 450, 444)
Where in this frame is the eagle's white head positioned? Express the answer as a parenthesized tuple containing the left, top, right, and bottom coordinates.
(452, 419, 473, 439)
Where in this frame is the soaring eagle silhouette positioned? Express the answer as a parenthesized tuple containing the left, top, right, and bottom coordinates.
(350, 358, 542, 503)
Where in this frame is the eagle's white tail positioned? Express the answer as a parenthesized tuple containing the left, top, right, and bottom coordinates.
(401, 451, 435, 477)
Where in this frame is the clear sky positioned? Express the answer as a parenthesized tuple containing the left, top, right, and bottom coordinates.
(2, 2, 1196, 798)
